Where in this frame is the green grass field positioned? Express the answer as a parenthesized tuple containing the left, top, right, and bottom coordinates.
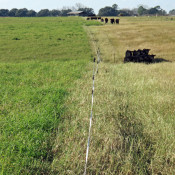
(0, 17, 100, 174)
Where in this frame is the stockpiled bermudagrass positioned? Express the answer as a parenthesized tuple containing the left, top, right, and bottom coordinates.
(52, 61, 175, 175)
(52, 16, 175, 174)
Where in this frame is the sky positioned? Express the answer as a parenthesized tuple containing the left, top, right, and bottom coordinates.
(0, 0, 175, 13)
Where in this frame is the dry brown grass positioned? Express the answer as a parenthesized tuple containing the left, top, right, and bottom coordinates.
(52, 62, 175, 174)
(52, 17, 175, 174)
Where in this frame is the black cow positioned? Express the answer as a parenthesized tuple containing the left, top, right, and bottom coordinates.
(105, 18, 108, 24)
(133, 50, 138, 56)
(125, 50, 133, 57)
(101, 19, 104, 22)
(91, 17, 97, 20)
(110, 18, 115, 24)
(116, 19, 120, 24)
(143, 49, 150, 55)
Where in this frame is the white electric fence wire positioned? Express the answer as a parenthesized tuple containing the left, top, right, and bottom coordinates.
(84, 49, 101, 175)
(84, 57, 96, 175)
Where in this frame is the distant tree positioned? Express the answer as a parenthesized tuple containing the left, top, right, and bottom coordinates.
(27, 10, 36, 17)
(169, 9, 175, 15)
(118, 8, 140, 16)
(16, 8, 28, 17)
(37, 9, 50, 17)
(98, 6, 118, 16)
(162, 10, 167, 16)
(50, 10, 61, 16)
(78, 7, 95, 16)
(8, 8, 18, 17)
(138, 4, 149, 9)
(138, 6, 147, 16)
(119, 9, 134, 16)
(112, 4, 118, 10)
(147, 6, 167, 16)
(159, 9, 167, 16)
(155, 6, 167, 15)
(0, 9, 9, 17)
(148, 7, 158, 15)
(61, 9, 71, 16)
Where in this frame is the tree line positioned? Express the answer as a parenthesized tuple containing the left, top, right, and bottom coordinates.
(98, 4, 175, 16)
(0, 3, 94, 17)
(0, 3, 175, 17)
(0, 8, 73, 17)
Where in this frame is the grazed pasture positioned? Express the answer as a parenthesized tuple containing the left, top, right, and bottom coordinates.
(0, 17, 100, 174)
(52, 17, 175, 174)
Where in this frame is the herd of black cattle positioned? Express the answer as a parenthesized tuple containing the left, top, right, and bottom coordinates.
(124, 49, 156, 63)
(86, 16, 120, 24)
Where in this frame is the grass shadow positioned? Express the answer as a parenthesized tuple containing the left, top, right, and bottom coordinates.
(153, 58, 172, 63)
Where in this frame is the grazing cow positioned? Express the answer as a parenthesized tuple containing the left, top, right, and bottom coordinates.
(101, 19, 104, 22)
(143, 49, 150, 55)
(134, 49, 141, 56)
(86, 18, 90, 20)
(133, 50, 138, 56)
(116, 19, 120, 24)
(105, 18, 108, 24)
(110, 18, 115, 24)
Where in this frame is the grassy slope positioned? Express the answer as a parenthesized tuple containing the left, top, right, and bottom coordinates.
(0, 17, 100, 174)
(52, 17, 175, 174)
